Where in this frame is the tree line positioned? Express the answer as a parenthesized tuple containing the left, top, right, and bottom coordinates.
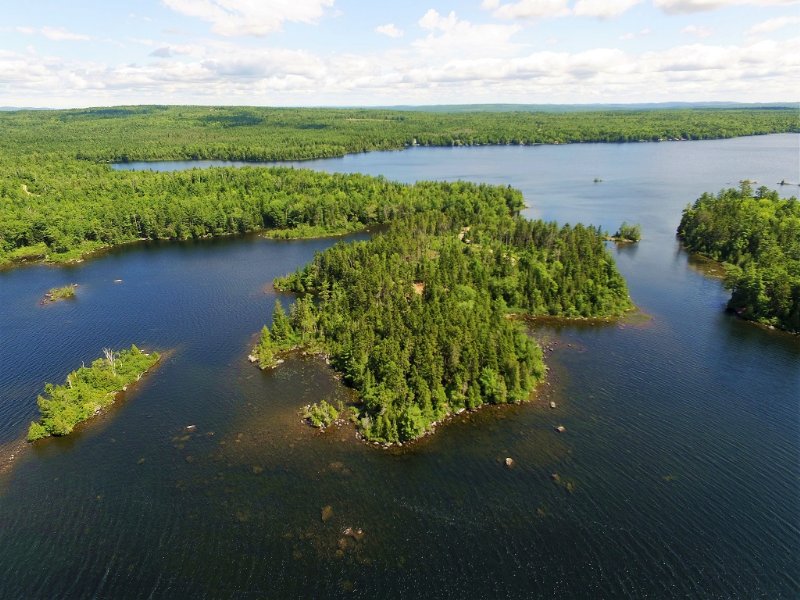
(1, 106, 796, 266)
(1, 106, 796, 162)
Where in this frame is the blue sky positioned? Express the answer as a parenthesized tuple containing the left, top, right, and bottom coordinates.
(0, 0, 797, 107)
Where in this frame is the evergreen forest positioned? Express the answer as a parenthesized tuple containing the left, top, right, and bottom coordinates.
(255, 186, 632, 443)
(678, 184, 800, 332)
(1, 106, 797, 266)
(4, 106, 795, 443)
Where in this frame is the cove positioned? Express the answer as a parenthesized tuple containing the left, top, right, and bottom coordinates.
(0, 135, 797, 598)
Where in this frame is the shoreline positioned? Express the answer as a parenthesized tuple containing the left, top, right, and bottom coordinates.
(2, 348, 170, 478)
(680, 243, 799, 335)
(255, 340, 566, 451)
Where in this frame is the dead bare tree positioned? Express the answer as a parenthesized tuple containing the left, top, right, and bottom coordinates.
(103, 348, 116, 375)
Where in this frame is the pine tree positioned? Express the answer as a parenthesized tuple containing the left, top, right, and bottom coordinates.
(256, 326, 275, 369)
(270, 300, 294, 345)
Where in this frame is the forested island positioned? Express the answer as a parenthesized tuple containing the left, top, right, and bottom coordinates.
(254, 182, 632, 444)
(27, 346, 160, 441)
(1, 106, 797, 267)
(678, 183, 800, 333)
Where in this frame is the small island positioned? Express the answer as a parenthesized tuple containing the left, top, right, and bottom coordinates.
(253, 181, 633, 445)
(678, 182, 799, 333)
(301, 400, 343, 429)
(42, 284, 77, 304)
(606, 222, 642, 243)
(27, 345, 160, 441)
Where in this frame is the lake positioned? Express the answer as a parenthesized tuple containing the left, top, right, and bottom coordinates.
(1, 135, 798, 598)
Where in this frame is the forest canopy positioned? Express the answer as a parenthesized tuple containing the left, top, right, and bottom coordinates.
(1, 105, 796, 266)
(254, 184, 632, 443)
(678, 184, 800, 332)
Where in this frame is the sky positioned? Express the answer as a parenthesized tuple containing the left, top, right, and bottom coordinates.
(0, 0, 798, 107)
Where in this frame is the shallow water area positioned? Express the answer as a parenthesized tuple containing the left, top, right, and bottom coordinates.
(1, 135, 798, 598)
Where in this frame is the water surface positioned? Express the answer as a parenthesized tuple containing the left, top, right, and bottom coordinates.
(1, 135, 798, 598)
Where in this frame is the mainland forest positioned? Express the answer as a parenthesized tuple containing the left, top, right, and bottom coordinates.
(678, 184, 800, 333)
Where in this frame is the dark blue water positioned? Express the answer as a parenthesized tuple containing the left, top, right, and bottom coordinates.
(1, 136, 797, 599)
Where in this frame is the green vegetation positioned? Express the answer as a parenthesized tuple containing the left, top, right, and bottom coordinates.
(2, 106, 796, 161)
(43, 284, 77, 303)
(1, 105, 797, 266)
(4, 106, 792, 442)
(678, 183, 800, 332)
(255, 183, 632, 444)
(27, 345, 160, 441)
(302, 401, 340, 428)
(611, 222, 642, 243)
(252, 299, 321, 368)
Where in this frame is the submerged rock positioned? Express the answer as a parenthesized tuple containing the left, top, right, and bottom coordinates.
(321, 505, 334, 523)
(343, 526, 365, 542)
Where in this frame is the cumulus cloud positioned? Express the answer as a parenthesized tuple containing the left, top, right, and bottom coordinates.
(653, 0, 799, 14)
(414, 10, 521, 58)
(747, 15, 800, 34)
(376, 23, 404, 38)
(573, 0, 642, 17)
(486, 0, 797, 18)
(619, 27, 652, 40)
(481, 0, 571, 19)
(681, 24, 713, 37)
(161, 0, 335, 36)
(1, 21, 798, 106)
(15, 26, 91, 41)
(483, 0, 641, 19)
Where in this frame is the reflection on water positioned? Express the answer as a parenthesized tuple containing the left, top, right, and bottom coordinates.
(1, 135, 798, 598)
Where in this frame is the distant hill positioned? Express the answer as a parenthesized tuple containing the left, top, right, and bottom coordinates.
(0, 106, 50, 111)
(373, 102, 799, 113)
(2, 102, 797, 113)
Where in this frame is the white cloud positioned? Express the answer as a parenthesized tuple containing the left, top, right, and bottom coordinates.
(620, 27, 651, 39)
(482, 0, 571, 19)
(653, 0, 799, 14)
(573, 0, 642, 17)
(483, 0, 642, 19)
(414, 10, 521, 59)
(15, 26, 91, 41)
(681, 24, 713, 37)
(486, 0, 798, 18)
(1, 22, 798, 106)
(161, 0, 335, 36)
(376, 23, 404, 38)
(748, 15, 800, 34)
